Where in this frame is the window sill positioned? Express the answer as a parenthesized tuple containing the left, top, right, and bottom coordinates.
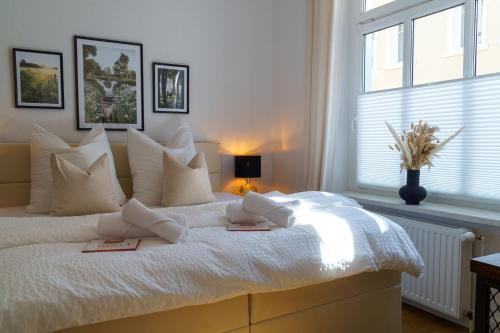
(384, 62, 403, 70)
(340, 190, 500, 228)
(444, 48, 464, 58)
(477, 43, 489, 51)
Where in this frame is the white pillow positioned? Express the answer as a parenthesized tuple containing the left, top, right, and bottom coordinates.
(27, 124, 126, 213)
(127, 126, 196, 206)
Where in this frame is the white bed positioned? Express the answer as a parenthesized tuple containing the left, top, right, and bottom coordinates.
(0, 142, 424, 333)
(0, 191, 423, 333)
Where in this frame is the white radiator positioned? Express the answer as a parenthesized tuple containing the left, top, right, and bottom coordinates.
(385, 214, 475, 321)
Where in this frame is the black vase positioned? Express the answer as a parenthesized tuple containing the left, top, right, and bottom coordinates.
(399, 170, 427, 205)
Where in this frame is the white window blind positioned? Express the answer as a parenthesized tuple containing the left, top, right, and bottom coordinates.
(357, 74, 500, 204)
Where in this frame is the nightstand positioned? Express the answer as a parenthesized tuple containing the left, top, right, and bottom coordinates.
(471, 253, 500, 332)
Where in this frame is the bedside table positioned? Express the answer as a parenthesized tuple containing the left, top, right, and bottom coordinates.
(471, 253, 500, 332)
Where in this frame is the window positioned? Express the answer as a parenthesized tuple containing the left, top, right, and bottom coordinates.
(357, 74, 500, 203)
(365, 0, 396, 11)
(447, 5, 465, 51)
(476, 0, 500, 76)
(355, 0, 500, 206)
(413, 6, 465, 85)
(476, 0, 487, 46)
(364, 24, 404, 92)
(387, 24, 404, 66)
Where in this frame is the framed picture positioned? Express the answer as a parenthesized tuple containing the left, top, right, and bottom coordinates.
(153, 62, 189, 114)
(12, 48, 64, 109)
(74, 36, 144, 131)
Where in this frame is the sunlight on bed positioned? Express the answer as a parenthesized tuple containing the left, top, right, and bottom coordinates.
(363, 209, 389, 233)
(289, 199, 355, 270)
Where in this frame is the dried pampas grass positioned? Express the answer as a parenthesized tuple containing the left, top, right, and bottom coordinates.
(386, 120, 464, 171)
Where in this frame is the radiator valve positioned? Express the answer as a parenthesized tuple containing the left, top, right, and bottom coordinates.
(462, 309, 473, 320)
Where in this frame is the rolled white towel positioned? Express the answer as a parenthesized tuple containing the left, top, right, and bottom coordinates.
(151, 211, 188, 240)
(225, 202, 260, 223)
(122, 198, 188, 243)
(242, 191, 297, 228)
(97, 213, 156, 238)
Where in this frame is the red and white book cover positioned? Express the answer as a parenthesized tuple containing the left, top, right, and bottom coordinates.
(227, 222, 271, 231)
(82, 238, 141, 253)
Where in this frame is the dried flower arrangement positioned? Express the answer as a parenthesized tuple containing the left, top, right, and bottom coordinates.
(386, 120, 464, 171)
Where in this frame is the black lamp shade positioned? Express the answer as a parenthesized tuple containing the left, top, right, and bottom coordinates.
(235, 155, 261, 178)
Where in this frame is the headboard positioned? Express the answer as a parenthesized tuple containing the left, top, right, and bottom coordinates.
(0, 142, 222, 208)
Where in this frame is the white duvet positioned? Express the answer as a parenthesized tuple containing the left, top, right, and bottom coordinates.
(0, 192, 424, 333)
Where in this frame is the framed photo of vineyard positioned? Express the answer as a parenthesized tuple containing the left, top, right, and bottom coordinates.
(74, 36, 144, 131)
(153, 62, 189, 114)
(12, 48, 64, 109)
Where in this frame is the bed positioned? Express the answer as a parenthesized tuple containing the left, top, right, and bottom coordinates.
(0, 142, 423, 333)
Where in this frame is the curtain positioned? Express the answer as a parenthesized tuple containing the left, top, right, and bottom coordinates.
(305, 0, 348, 191)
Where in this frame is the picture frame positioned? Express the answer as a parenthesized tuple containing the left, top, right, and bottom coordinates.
(12, 48, 64, 109)
(74, 35, 144, 131)
(153, 62, 189, 114)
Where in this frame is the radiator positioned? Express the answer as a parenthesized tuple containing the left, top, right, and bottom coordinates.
(385, 214, 475, 320)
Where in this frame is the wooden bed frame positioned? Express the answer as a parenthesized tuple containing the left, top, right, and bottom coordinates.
(0, 143, 402, 333)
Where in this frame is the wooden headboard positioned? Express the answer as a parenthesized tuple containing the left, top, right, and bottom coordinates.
(0, 142, 222, 208)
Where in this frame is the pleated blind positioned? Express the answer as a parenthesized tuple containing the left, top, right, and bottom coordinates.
(357, 74, 500, 203)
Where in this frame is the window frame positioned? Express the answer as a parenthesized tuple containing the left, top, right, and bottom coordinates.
(348, 0, 500, 207)
(412, 4, 466, 85)
(357, 0, 477, 95)
(445, 5, 465, 54)
(476, 0, 487, 48)
(364, 24, 405, 92)
(385, 24, 404, 67)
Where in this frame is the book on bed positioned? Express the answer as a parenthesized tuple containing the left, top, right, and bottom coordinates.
(82, 238, 141, 253)
(227, 222, 270, 231)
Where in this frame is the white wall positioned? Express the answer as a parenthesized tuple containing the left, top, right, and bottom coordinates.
(271, 0, 312, 193)
(270, 0, 358, 194)
(0, 0, 274, 191)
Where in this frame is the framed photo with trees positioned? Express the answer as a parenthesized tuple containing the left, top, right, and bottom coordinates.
(12, 48, 64, 109)
(74, 36, 144, 130)
(153, 62, 189, 114)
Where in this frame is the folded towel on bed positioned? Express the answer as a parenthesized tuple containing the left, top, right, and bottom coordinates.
(225, 202, 261, 223)
(97, 213, 157, 238)
(242, 192, 298, 228)
(122, 198, 188, 243)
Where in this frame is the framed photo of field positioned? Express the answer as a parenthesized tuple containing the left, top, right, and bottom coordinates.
(13, 48, 64, 109)
(74, 36, 144, 131)
(153, 63, 189, 114)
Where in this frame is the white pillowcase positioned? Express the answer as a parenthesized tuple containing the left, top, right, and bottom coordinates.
(27, 124, 126, 213)
(127, 125, 197, 206)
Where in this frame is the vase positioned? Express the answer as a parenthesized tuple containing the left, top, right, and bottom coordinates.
(399, 170, 427, 205)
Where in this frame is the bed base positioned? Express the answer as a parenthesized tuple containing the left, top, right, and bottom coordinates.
(57, 271, 401, 333)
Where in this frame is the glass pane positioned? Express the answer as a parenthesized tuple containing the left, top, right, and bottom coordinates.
(364, 24, 404, 92)
(365, 0, 395, 11)
(413, 6, 465, 85)
(476, 0, 500, 76)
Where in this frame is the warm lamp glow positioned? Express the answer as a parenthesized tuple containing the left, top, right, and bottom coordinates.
(279, 126, 289, 151)
(233, 179, 258, 196)
(220, 140, 261, 156)
(233, 155, 261, 196)
(218, 138, 266, 193)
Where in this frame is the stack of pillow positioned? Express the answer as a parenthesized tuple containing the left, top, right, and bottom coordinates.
(27, 120, 215, 217)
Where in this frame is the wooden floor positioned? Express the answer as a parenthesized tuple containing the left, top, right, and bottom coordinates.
(402, 303, 468, 333)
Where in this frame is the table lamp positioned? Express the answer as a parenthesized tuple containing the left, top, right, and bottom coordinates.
(234, 155, 261, 195)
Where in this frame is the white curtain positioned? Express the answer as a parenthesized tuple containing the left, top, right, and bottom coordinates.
(306, 0, 347, 191)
